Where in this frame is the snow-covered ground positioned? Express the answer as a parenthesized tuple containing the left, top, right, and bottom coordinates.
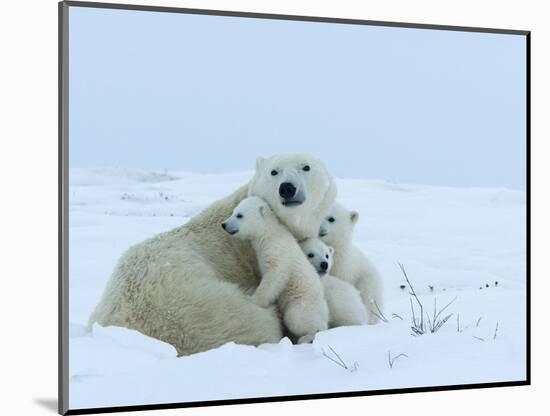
(68, 168, 527, 410)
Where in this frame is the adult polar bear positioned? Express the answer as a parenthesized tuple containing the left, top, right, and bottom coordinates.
(89, 154, 337, 355)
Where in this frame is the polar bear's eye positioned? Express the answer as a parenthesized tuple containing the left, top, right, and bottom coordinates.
(302, 165, 310, 172)
(328, 217, 335, 223)
(325, 254, 329, 259)
(236, 213, 243, 219)
(307, 253, 314, 258)
(271, 170, 278, 176)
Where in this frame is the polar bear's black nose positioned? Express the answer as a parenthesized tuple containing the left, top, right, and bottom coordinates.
(320, 261, 328, 271)
(221, 222, 226, 230)
(279, 182, 297, 199)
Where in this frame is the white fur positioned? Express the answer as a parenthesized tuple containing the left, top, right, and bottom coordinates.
(89, 154, 337, 355)
(249, 154, 337, 241)
(223, 197, 329, 343)
(319, 203, 384, 324)
(299, 238, 367, 328)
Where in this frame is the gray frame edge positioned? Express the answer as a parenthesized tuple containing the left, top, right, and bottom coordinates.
(63, 0, 530, 35)
(59, 1, 70, 415)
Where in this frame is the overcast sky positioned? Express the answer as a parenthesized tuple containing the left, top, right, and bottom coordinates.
(69, 6, 526, 189)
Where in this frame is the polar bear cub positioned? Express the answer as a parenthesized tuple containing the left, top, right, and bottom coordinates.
(319, 203, 384, 324)
(222, 196, 329, 343)
(299, 238, 368, 328)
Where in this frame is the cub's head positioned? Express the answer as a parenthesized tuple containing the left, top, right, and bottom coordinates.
(248, 154, 337, 240)
(299, 238, 334, 277)
(319, 202, 359, 246)
(222, 196, 273, 240)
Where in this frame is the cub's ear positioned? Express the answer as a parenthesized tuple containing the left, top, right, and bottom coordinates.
(350, 211, 359, 224)
(258, 205, 265, 217)
(256, 157, 265, 171)
(328, 246, 335, 255)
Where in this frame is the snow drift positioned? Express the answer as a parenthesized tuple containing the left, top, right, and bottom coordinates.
(68, 168, 527, 410)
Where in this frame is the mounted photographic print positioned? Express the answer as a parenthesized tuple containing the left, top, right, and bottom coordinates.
(59, 1, 530, 414)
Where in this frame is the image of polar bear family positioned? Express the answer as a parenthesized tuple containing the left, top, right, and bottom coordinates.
(88, 153, 383, 355)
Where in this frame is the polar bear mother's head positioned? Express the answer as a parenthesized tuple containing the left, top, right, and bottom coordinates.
(248, 153, 337, 240)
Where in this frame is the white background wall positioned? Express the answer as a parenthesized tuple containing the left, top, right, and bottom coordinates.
(0, 0, 547, 415)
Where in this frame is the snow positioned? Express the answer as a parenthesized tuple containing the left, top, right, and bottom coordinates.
(68, 168, 527, 410)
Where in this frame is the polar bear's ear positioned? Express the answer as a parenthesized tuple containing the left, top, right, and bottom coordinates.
(256, 157, 265, 171)
(350, 211, 359, 224)
(258, 204, 265, 217)
(328, 246, 335, 256)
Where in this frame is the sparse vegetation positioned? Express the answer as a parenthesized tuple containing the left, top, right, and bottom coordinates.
(426, 296, 457, 334)
(322, 345, 359, 372)
(398, 262, 456, 336)
(371, 300, 389, 323)
(388, 351, 408, 369)
(392, 313, 404, 321)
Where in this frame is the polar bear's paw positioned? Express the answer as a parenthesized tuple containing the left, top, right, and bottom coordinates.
(249, 293, 272, 309)
(297, 333, 316, 344)
(242, 286, 256, 296)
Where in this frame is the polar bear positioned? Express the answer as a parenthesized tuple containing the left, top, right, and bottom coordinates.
(222, 197, 329, 343)
(88, 154, 337, 355)
(299, 238, 368, 328)
(319, 203, 383, 324)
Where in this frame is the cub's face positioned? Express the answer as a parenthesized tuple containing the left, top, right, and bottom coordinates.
(299, 238, 334, 277)
(319, 203, 358, 246)
(222, 196, 271, 239)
